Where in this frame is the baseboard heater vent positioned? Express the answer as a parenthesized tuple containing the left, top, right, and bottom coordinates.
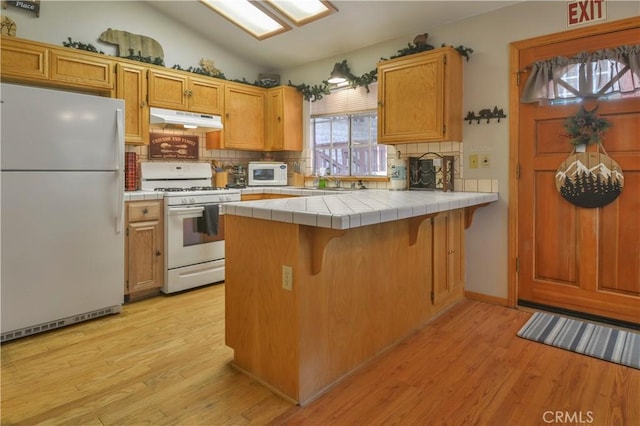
(1, 305, 122, 343)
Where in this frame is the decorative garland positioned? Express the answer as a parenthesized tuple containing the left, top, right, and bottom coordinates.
(124, 49, 164, 66)
(563, 105, 611, 146)
(290, 43, 473, 102)
(62, 37, 104, 54)
(62, 36, 473, 101)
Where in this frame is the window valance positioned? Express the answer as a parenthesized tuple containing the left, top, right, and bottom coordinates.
(520, 45, 640, 103)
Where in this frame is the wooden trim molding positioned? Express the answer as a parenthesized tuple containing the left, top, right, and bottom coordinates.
(465, 291, 509, 307)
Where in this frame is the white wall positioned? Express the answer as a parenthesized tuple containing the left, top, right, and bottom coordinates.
(281, 1, 639, 299)
(2, 0, 261, 81)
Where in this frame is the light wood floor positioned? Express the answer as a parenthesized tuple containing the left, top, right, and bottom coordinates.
(2, 284, 638, 425)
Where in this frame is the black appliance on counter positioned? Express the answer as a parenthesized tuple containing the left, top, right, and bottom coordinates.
(408, 152, 455, 192)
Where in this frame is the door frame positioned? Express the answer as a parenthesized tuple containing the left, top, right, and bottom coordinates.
(507, 17, 640, 308)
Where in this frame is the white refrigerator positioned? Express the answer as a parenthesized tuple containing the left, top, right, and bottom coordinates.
(1, 83, 125, 342)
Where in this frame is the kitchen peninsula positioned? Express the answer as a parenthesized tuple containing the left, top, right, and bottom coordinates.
(223, 190, 497, 405)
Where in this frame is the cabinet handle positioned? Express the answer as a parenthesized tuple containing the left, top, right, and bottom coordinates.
(156, 250, 161, 256)
(142, 208, 149, 214)
(140, 101, 146, 107)
(226, 112, 230, 118)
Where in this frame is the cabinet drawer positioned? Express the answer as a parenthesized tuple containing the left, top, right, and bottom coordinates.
(128, 201, 161, 221)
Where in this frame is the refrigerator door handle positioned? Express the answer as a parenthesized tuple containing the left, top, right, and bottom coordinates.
(115, 108, 124, 234)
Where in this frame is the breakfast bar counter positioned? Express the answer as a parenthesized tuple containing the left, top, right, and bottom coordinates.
(224, 189, 498, 229)
(223, 190, 497, 405)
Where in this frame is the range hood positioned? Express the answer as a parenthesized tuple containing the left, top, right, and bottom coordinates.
(150, 107, 223, 130)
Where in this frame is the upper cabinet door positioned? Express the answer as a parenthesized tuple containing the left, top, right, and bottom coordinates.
(49, 50, 114, 91)
(147, 69, 189, 110)
(188, 76, 223, 115)
(116, 63, 149, 145)
(0, 37, 49, 83)
(266, 86, 302, 152)
(147, 69, 224, 115)
(377, 47, 462, 144)
(223, 83, 265, 150)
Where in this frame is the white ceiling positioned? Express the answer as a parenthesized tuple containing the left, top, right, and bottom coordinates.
(145, 1, 520, 71)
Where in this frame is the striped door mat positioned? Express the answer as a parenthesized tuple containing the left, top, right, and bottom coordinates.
(517, 312, 640, 370)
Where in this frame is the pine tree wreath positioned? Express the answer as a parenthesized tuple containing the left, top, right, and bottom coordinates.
(555, 106, 624, 209)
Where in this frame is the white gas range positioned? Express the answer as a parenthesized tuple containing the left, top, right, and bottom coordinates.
(140, 162, 240, 293)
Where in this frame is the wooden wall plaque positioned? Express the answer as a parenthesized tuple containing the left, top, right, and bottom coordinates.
(149, 134, 199, 160)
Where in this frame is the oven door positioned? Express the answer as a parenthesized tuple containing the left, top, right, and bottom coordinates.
(166, 204, 225, 269)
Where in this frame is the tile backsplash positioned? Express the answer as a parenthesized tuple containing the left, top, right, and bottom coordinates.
(127, 130, 497, 193)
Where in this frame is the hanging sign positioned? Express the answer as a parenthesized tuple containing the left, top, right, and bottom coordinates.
(567, 0, 607, 27)
(149, 134, 199, 160)
(3, 1, 41, 17)
(555, 151, 623, 208)
(555, 105, 623, 208)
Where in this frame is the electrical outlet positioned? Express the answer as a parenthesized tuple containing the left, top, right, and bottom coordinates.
(469, 154, 479, 169)
(282, 265, 293, 291)
(481, 154, 491, 168)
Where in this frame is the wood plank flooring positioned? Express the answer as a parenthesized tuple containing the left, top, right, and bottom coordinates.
(1, 283, 638, 425)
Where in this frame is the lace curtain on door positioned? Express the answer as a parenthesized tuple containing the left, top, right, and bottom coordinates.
(520, 45, 640, 103)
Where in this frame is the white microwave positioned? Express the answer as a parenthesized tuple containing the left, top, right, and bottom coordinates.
(248, 162, 288, 186)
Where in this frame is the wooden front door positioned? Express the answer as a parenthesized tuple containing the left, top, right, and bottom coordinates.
(514, 20, 640, 324)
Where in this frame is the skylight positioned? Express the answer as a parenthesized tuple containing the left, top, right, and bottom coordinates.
(199, 0, 337, 40)
(266, 0, 337, 26)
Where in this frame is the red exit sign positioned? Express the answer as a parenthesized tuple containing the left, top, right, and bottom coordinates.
(568, 0, 607, 27)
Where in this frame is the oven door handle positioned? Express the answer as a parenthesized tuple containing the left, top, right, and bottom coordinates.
(168, 206, 205, 217)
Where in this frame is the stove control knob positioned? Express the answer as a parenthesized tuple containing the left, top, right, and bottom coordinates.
(181, 197, 188, 204)
(225, 195, 232, 201)
(190, 196, 196, 203)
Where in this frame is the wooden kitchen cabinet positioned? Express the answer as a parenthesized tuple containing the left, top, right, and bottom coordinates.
(0, 36, 49, 83)
(49, 49, 114, 91)
(377, 47, 462, 144)
(431, 208, 465, 309)
(1, 36, 113, 93)
(266, 86, 303, 151)
(148, 69, 223, 114)
(125, 200, 164, 299)
(215, 82, 265, 150)
(116, 63, 149, 145)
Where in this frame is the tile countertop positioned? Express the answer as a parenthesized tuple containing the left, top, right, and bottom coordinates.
(124, 191, 165, 201)
(223, 189, 499, 230)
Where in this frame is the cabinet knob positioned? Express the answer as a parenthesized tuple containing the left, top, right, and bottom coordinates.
(140, 101, 146, 107)
(156, 250, 161, 256)
(142, 208, 149, 214)
(226, 112, 230, 118)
